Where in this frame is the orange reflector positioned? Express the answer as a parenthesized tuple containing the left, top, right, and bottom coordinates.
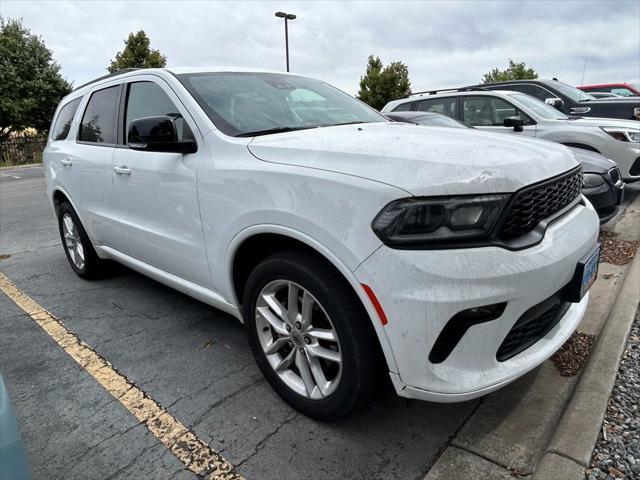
(361, 283, 388, 326)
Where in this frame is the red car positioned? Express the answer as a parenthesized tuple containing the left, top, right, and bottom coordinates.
(578, 83, 640, 97)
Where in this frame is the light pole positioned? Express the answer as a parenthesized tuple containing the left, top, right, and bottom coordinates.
(275, 11, 296, 72)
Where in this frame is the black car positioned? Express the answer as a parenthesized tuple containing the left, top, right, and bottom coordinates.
(571, 148, 625, 223)
(477, 79, 640, 121)
(386, 111, 626, 223)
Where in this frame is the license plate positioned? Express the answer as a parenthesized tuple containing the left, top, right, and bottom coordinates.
(580, 246, 600, 299)
(563, 244, 600, 303)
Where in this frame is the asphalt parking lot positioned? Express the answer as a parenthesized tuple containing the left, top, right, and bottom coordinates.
(0, 166, 478, 479)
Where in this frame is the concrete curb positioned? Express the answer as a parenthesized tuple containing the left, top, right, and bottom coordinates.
(533, 251, 640, 479)
(0, 163, 42, 171)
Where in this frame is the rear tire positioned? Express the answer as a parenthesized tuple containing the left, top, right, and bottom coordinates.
(243, 251, 378, 421)
(57, 202, 105, 279)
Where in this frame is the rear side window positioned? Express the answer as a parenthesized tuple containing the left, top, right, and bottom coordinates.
(415, 97, 458, 118)
(392, 102, 412, 112)
(124, 81, 194, 142)
(611, 88, 633, 97)
(513, 84, 550, 102)
(51, 98, 81, 141)
(79, 86, 120, 144)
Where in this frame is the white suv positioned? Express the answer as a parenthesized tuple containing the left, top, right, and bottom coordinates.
(383, 89, 640, 181)
(44, 68, 599, 420)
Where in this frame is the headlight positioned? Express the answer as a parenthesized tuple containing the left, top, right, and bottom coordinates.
(372, 195, 509, 246)
(583, 173, 605, 188)
(601, 127, 640, 142)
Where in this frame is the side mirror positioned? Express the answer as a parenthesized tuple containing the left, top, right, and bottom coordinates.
(128, 116, 197, 154)
(544, 97, 564, 110)
(503, 116, 524, 132)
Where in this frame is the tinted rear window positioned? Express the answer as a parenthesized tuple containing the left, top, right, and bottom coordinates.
(415, 97, 458, 118)
(392, 101, 412, 112)
(79, 86, 120, 144)
(51, 98, 81, 141)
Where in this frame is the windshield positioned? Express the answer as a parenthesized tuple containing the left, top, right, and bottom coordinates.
(552, 80, 596, 102)
(177, 72, 386, 137)
(510, 93, 569, 120)
(413, 114, 468, 128)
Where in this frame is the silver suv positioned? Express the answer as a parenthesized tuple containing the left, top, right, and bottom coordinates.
(383, 89, 640, 181)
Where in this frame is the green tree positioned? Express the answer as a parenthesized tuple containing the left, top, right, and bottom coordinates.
(357, 55, 411, 111)
(0, 17, 72, 140)
(107, 30, 166, 73)
(481, 59, 538, 84)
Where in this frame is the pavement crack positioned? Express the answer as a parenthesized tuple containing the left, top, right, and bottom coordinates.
(58, 422, 145, 471)
(189, 376, 265, 429)
(103, 443, 162, 480)
(233, 412, 298, 470)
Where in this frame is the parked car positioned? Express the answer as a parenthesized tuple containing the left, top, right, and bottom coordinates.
(386, 111, 625, 222)
(382, 89, 640, 181)
(45, 68, 600, 420)
(0, 374, 31, 480)
(587, 92, 624, 99)
(474, 78, 640, 120)
(578, 83, 640, 97)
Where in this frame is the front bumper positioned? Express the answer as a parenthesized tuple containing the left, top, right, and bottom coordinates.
(355, 202, 599, 401)
(603, 143, 640, 181)
(583, 172, 625, 223)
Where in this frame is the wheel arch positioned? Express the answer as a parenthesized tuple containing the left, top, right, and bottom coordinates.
(51, 187, 102, 254)
(561, 142, 600, 153)
(226, 225, 399, 375)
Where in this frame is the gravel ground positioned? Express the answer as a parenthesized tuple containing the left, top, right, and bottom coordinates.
(551, 331, 594, 376)
(587, 304, 640, 480)
(599, 231, 640, 266)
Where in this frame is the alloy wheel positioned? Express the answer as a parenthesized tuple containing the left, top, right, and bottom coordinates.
(255, 280, 342, 399)
(62, 213, 85, 270)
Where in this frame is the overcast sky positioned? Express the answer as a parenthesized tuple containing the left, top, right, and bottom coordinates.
(2, 0, 639, 95)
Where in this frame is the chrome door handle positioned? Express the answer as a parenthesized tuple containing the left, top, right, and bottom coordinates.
(113, 166, 131, 175)
(61, 158, 73, 166)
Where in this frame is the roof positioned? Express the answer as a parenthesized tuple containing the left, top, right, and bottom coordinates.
(72, 66, 300, 94)
(578, 82, 637, 89)
(165, 66, 290, 75)
(478, 78, 557, 87)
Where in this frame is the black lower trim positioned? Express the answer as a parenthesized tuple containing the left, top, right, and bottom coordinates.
(429, 303, 507, 364)
(496, 291, 571, 362)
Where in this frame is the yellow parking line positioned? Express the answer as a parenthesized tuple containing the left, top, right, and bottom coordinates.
(0, 272, 243, 480)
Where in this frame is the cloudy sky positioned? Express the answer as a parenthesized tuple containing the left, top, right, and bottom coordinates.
(2, 0, 639, 94)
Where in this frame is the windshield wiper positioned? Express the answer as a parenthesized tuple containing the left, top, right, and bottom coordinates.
(330, 121, 368, 127)
(236, 126, 317, 137)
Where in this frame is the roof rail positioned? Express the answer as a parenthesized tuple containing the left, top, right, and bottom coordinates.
(73, 68, 141, 91)
(408, 86, 489, 97)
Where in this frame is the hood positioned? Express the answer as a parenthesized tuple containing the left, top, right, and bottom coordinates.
(566, 116, 640, 129)
(568, 147, 616, 173)
(248, 122, 579, 196)
(580, 97, 640, 105)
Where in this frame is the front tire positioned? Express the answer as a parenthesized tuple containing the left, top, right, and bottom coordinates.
(243, 251, 378, 421)
(57, 202, 105, 279)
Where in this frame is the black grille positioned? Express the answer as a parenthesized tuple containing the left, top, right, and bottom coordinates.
(498, 168, 583, 240)
(608, 167, 621, 185)
(496, 294, 570, 362)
